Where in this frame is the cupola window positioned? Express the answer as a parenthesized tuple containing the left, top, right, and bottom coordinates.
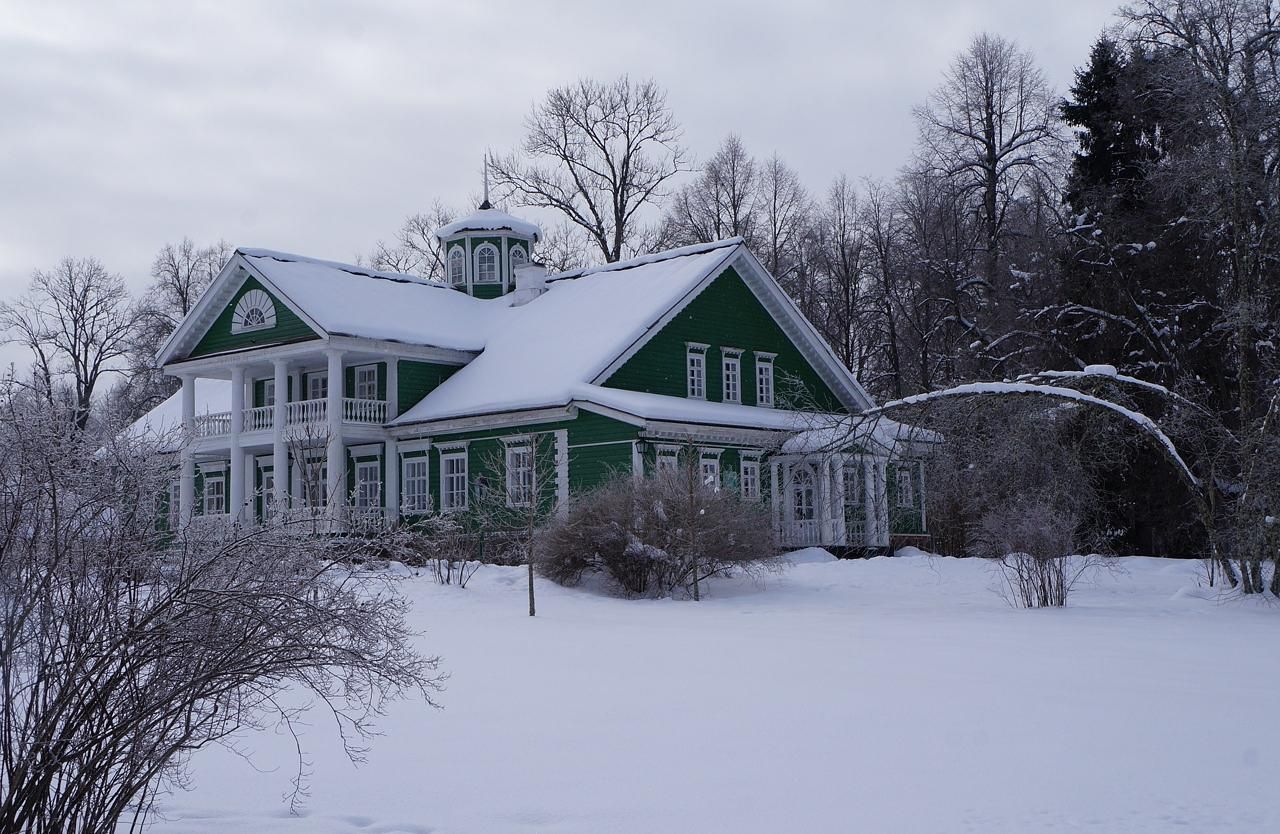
(475, 244, 499, 283)
(448, 247, 465, 285)
(510, 244, 529, 271)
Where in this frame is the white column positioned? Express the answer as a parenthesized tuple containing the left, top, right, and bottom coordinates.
(384, 437, 399, 525)
(326, 349, 345, 518)
(385, 359, 399, 420)
(272, 359, 288, 515)
(229, 366, 245, 524)
(815, 459, 830, 546)
(179, 374, 196, 526)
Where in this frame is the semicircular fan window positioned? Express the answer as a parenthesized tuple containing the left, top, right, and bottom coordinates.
(231, 289, 277, 334)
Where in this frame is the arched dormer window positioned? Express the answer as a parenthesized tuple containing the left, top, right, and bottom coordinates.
(475, 244, 499, 283)
(509, 244, 529, 272)
(448, 247, 465, 284)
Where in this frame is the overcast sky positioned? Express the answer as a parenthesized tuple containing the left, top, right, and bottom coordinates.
(1, 0, 1122, 333)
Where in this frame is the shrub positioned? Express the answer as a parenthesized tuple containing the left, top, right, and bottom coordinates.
(973, 498, 1104, 607)
(537, 468, 778, 598)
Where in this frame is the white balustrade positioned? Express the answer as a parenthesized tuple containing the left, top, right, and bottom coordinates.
(244, 405, 274, 431)
(193, 411, 231, 437)
(286, 398, 327, 426)
(342, 398, 387, 424)
(779, 520, 823, 547)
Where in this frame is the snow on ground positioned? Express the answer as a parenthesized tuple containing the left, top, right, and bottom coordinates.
(150, 553, 1277, 834)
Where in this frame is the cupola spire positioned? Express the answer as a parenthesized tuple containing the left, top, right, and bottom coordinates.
(480, 153, 492, 210)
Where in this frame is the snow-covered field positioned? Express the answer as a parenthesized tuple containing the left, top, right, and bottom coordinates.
(151, 552, 1277, 834)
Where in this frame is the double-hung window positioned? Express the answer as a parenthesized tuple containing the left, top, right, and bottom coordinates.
(402, 458, 431, 513)
(755, 352, 776, 407)
(203, 474, 226, 516)
(700, 454, 721, 491)
(655, 446, 679, 473)
(687, 343, 708, 399)
(448, 247, 465, 284)
(441, 451, 468, 512)
(722, 349, 742, 404)
(740, 457, 761, 500)
(475, 244, 499, 283)
(354, 365, 378, 400)
(505, 442, 534, 507)
(355, 461, 381, 513)
(307, 372, 328, 401)
(896, 462, 916, 508)
(262, 378, 276, 407)
(168, 479, 181, 529)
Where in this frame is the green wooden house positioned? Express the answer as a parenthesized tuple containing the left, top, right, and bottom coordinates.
(129, 205, 931, 552)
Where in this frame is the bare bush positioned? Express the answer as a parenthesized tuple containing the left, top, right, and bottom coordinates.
(974, 498, 1104, 607)
(0, 390, 442, 833)
(537, 466, 778, 599)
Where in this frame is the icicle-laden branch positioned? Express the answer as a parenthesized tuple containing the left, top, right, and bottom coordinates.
(867, 380, 1199, 491)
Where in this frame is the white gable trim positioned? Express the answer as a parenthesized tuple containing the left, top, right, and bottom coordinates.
(588, 244, 874, 412)
(155, 252, 328, 367)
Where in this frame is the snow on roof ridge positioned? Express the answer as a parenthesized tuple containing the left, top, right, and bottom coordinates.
(433, 207, 543, 241)
(238, 248, 448, 289)
(546, 238, 743, 284)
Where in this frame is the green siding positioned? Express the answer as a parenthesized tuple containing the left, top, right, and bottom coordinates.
(397, 360, 461, 411)
(188, 274, 319, 358)
(604, 266, 842, 411)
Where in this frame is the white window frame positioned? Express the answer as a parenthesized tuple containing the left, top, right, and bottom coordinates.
(203, 473, 226, 516)
(168, 479, 181, 529)
(354, 460, 382, 513)
(755, 352, 777, 407)
(261, 378, 276, 408)
(307, 372, 328, 402)
(655, 445, 680, 473)
(896, 462, 916, 509)
(354, 364, 378, 400)
(790, 466, 815, 522)
(843, 461, 865, 508)
(509, 244, 529, 271)
(740, 458, 761, 500)
(440, 451, 469, 512)
(686, 342, 708, 400)
(505, 441, 535, 508)
(448, 246, 466, 284)
(258, 464, 275, 518)
(722, 348, 742, 404)
(700, 455, 721, 492)
(401, 457, 431, 513)
(474, 243, 500, 283)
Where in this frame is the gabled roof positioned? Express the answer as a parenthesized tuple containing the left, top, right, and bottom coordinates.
(156, 249, 496, 365)
(392, 240, 745, 425)
(151, 236, 875, 437)
(434, 207, 542, 242)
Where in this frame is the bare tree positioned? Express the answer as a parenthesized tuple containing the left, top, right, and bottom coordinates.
(367, 201, 457, 281)
(120, 239, 231, 417)
(0, 386, 441, 834)
(0, 258, 139, 430)
(661, 133, 760, 247)
(914, 33, 1062, 297)
(491, 76, 688, 263)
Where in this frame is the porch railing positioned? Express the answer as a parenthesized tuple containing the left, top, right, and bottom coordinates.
(193, 398, 388, 438)
(778, 519, 823, 548)
(244, 405, 274, 431)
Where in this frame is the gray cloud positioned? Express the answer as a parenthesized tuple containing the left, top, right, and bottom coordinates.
(0, 0, 1120, 318)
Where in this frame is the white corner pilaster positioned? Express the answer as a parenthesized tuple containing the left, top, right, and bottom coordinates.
(384, 436, 399, 525)
(386, 358, 399, 420)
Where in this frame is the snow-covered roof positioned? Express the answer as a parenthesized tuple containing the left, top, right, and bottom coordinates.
(575, 385, 823, 432)
(239, 249, 493, 351)
(121, 378, 231, 452)
(781, 415, 941, 455)
(392, 240, 742, 425)
(434, 207, 542, 242)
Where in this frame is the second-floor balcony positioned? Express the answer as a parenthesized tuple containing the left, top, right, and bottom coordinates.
(193, 397, 388, 438)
